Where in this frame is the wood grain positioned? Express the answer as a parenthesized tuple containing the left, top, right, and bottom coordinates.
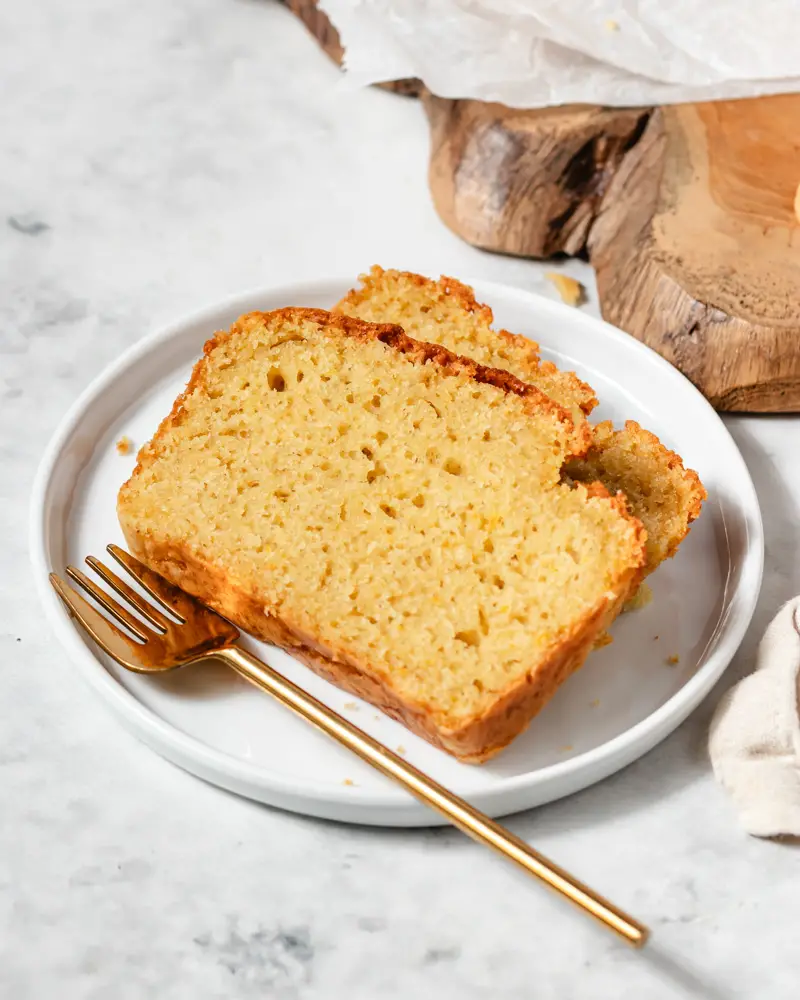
(283, 0, 421, 96)
(590, 95, 800, 412)
(423, 95, 651, 258)
(284, 0, 343, 64)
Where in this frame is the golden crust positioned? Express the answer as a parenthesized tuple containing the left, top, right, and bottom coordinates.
(335, 266, 598, 418)
(604, 420, 706, 528)
(573, 419, 706, 572)
(119, 308, 643, 762)
(125, 307, 590, 487)
(338, 265, 499, 333)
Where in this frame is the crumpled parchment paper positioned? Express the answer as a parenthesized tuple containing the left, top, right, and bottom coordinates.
(318, 0, 800, 108)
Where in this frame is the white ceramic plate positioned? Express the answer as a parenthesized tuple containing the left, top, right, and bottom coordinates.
(31, 278, 763, 827)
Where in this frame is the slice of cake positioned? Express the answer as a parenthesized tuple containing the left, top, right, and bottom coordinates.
(563, 421, 706, 572)
(336, 267, 706, 576)
(336, 266, 598, 424)
(118, 308, 645, 761)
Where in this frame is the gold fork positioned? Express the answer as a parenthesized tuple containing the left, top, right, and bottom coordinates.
(50, 544, 649, 947)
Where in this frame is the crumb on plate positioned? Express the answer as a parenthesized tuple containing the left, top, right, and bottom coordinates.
(589, 698, 600, 708)
(396, 744, 406, 756)
(666, 654, 680, 666)
(559, 744, 574, 752)
(116, 435, 133, 455)
(595, 632, 613, 648)
(342, 778, 355, 786)
(604, 18, 620, 31)
(343, 701, 358, 710)
(545, 272, 584, 307)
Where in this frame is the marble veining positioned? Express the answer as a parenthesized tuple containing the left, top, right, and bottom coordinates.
(193, 919, 316, 995)
(3, 1, 800, 997)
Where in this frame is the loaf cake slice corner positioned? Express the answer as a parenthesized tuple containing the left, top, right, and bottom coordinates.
(564, 420, 706, 572)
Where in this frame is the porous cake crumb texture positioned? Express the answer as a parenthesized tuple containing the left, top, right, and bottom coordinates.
(565, 421, 706, 573)
(119, 308, 645, 760)
(337, 266, 597, 424)
(338, 267, 706, 578)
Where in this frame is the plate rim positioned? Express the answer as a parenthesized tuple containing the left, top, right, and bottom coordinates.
(30, 276, 764, 825)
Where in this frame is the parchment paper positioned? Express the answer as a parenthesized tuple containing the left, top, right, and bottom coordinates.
(318, 0, 800, 108)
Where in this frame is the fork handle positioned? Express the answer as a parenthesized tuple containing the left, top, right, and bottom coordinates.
(218, 645, 648, 947)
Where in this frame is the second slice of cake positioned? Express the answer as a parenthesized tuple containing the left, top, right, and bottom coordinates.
(336, 267, 706, 577)
(118, 308, 646, 761)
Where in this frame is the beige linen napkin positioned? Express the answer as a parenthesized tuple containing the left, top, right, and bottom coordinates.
(709, 598, 800, 837)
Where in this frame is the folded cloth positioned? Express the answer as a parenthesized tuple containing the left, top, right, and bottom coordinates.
(709, 599, 800, 838)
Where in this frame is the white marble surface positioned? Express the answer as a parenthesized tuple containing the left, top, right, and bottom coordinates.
(2, 2, 800, 997)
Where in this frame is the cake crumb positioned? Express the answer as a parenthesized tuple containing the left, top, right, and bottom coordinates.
(589, 698, 600, 708)
(654, 635, 659, 641)
(116, 435, 133, 455)
(666, 654, 680, 666)
(396, 744, 406, 756)
(595, 632, 613, 648)
(605, 18, 620, 31)
(545, 273, 584, 306)
(559, 744, 574, 752)
(343, 701, 358, 710)
(623, 583, 653, 613)
(342, 778, 355, 786)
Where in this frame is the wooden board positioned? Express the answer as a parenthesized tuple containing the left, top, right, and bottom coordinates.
(282, 1, 800, 411)
(590, 97, 800, 412)
(424, 95, 650, 258)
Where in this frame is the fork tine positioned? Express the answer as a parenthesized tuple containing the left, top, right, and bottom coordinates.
(106, 544, 195, 623)
(50, 574, 145, 663)
(85, 556, 172, 631)
(66, 566, 153, 641)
